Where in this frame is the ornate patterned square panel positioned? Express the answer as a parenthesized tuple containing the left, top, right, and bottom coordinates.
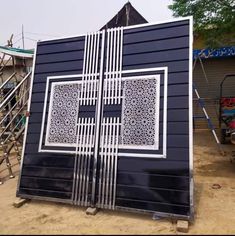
(45, 81, 81, 147)
(120, 75, 160, 149)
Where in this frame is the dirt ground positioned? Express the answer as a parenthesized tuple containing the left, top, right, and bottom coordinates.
(0, 130, 235, 235)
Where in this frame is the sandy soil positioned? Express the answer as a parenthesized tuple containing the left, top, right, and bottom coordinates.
(0, 130, 235, 235)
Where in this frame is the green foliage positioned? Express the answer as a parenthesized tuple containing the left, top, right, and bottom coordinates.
(168, 0, 235, 48)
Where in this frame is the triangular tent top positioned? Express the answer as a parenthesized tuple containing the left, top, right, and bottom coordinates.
(100, 2, 148, 30)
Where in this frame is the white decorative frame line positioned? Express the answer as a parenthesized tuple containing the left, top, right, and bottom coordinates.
(38, 74, 84, 154)
(38, 67, 167, 157)
(117, 67, 168, 158)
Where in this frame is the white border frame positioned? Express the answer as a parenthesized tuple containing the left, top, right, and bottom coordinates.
(38, 74, 83, 154)
(118, 67, 168, 158)
(38, 67, 167, 158)
(188, 16, 194, 220)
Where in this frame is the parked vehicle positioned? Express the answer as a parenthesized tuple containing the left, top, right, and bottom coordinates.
(219, 74, 235, 144)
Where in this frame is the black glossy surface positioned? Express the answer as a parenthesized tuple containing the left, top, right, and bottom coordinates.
(18, 37, 86, 199)
(114, 19, 191, 215)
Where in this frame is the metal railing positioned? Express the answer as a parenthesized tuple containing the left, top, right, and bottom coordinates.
(0, 71, 31, 184)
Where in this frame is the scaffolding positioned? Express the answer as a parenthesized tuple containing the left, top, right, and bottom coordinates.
(0, 38, 33, 184)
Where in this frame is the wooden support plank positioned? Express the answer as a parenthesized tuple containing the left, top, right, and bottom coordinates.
(13, 197, 30, 208)
(176, 220, 189, 233)
(86, 207, 99, 215)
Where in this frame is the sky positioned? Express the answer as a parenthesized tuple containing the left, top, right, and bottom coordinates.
(0, 0, 173, 49)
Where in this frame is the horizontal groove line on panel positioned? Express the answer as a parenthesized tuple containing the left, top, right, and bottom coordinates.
(123, 35, 189, 46)
(116, 170, 189, 177)
(37, 46, 102, 56)
(19, 187, 72, 194)
(36, 59, 83, 65)
(123, 59, 189, 67)
(23, 164, 74, 170)
(116, 197, 189, 207)
(160, 107, 189, 111)
(33, 71, 83, 76)
(160, 82, 188, 86)
(37, 48, 85, 56)
(21, 175, 73, 182)
(123, 46, 189, 56)
(98, 181, 190, 191)
(34, 69, 83, 75)
(159, 119, 189, 122)
(165, 133, 189, 135)
(117, 171, 190, 178)
(116, 184, 190, 193)
(169, 71, 188, 74)
(160, 95, 188, 98)
(38, 38, 85, 46)
(23, 163, 74, 169)
(124, 23, 189, 35)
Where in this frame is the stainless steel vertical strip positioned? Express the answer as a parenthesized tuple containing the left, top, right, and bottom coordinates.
(91, 32, 97, 105)
(102, 117, 109, 208)
(113, 117, 120, 209)
(74, 117, 84, 205)
(98, 119, 105, 206)
(112, 29, 117, 104)
(87, 33, 94, 105)
(75, 79, 86, 204)
(82, 118, 89, 205)
(81, 34, 88, 106)
(109, 116, 116, 209)
(72, 117, 81, 202)
(91, 30, 105, 206)
(118, 28, 123, 104)
(82, 117, 91, 205)
(108, 29, 113, 105)
(105, 30, 110, 105)
(85, 118, 94, 206)
(72, 83, 83, 203)
(77, 118, 87, 205)
(84, 34, 91, 105)
(105, 116, 113, 208)
(94, 32, 100, 104)
(115, 28, 120, 104)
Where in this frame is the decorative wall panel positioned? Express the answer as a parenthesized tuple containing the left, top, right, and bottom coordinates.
(17, 17, 193, 220)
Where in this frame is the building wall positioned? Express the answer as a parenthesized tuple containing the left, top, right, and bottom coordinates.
(193, 57, 235, 129)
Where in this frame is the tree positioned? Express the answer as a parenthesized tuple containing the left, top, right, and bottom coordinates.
(168, 0, 235, 48)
